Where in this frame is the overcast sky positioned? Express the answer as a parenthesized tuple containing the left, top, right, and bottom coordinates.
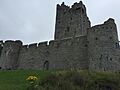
(0, 0, 120, 44)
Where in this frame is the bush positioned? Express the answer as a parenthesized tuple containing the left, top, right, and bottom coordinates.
(39, 70, 120, 90)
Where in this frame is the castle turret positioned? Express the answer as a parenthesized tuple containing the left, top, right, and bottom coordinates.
(0, 40, 22, 70)
(87, 18, 120, 71)
(54, 1, 91, 40)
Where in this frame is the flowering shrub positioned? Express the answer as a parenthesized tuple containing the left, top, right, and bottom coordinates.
(26, 75, 38, 90)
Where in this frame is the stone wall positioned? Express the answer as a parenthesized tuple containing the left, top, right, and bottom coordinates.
(18, 36, 89, 70)
(18, 41, 48, 69)
(87, 18, 120, 71)
(48, 36, 88, 69)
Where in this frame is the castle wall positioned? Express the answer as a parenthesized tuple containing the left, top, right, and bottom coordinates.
(48, 36, 88, 69)
(18, 36, 89, 70)
(18, 41, 49, 69)
(87, 18, 120, 71)
(0, 40, 22, 69)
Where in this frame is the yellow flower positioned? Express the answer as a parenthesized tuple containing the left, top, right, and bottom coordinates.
(26, 76, 38, 81)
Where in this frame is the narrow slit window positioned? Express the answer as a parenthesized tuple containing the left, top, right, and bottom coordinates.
(67, 27, 70, 32)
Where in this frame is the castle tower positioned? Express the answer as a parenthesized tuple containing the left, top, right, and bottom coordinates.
(87, 18, 120, 71)
(0, 40, 22, 70)
(54, 1, 91, 40)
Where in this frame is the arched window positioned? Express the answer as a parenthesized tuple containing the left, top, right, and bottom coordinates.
(43, 61, 49, 70)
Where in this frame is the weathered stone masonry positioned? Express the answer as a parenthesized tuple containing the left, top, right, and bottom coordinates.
(0, 1, 120, 71)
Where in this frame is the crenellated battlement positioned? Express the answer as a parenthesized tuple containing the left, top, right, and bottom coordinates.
(104, 18, 115, 24)
(57, 1, 86, 12)
(0, 40, 3, 44)
(57, 2, 70, 10)
(16, 35, 87, 51)
(22, 45, 28, 49)
(4, 40, 14, 44)
(38, 41, 48, 47)
(29, 43, 38, 48)
(3, 40, 23, 46)
(71, 1, 86, 13)
(15, 40, 23, 45)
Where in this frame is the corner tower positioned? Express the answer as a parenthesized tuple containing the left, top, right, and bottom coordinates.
(0, 40, 22, 70)
(54, 1, 91, 40)
(87, 18, 120, 71)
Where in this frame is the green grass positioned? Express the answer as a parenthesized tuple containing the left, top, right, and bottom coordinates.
(0, 70, 52, 90)
(0, 70, 120, 90)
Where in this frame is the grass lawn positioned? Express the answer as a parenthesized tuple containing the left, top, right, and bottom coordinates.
(0, 70, 52, 90)
(0, 70, 120, 90)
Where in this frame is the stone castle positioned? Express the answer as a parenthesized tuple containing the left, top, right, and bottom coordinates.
(0, 1, 120, 71)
